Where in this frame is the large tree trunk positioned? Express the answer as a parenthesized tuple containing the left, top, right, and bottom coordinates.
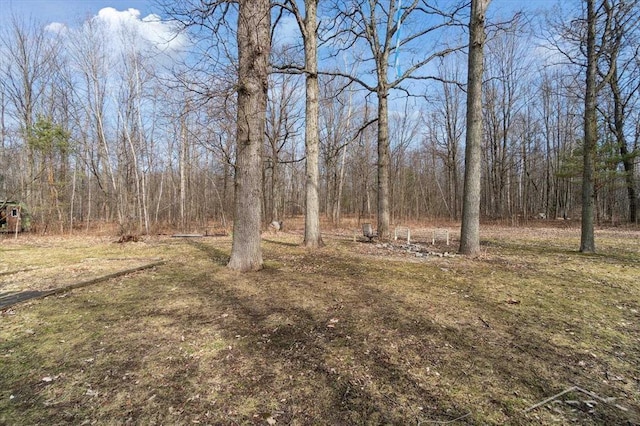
(303, 0, 324, 248)
(459, 0, 490, 255)
(228, 0, 270, 271)
(580, 0, 597, 253)
(377, 92, 390, 239)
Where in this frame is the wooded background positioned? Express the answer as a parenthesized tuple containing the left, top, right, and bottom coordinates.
(1, 0, 638, 234)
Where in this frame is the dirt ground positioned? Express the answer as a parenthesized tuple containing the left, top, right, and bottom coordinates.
(1, 226, 639, 424)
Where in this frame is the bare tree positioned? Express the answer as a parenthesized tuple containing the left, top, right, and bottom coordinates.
(389, 99, 421, 222)
(549, 0, 620, 250)
(67, 18, 125, 227)
(329, 0, 465, 239)
(300, 0, 324, 247)
(228, 0, 271, 271)
(581, 0, 599, 252)
(0, 71, 7, 198)
(318, 75, 359, 225)
(460, 0, 491, 256)
(0, 17, 57, 215)
(539, 70, 582, 221)
(601, 1, 640, 223)
(429, 58, 465, 220)
(580, 0, 620, 252)
(482, 25, 531, 219)
(264, 71, 303, 224)
(272, 0, 324, 247)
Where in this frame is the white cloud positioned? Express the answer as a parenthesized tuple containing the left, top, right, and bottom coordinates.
(90, 7, 188, 58)
(45, 22, 68, 34)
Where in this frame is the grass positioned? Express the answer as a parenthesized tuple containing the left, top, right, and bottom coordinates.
(0, 228, 639, 425)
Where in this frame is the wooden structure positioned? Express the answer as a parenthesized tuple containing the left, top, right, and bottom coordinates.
(0, 201, 31, 233)
(432, 228, 450, 245)
(394, 226, 411, 244)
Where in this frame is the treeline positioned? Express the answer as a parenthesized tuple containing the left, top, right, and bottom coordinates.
(0, 2, 638, 235)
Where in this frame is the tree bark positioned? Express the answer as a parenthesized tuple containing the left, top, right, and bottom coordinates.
(228, 0, 270, 271)
(580, 0, 597, 253)
(377, 92, 391, 239)
(179, 105, 188, 231)
(459, 0, 490, 256)
(302, 0, 324, 248)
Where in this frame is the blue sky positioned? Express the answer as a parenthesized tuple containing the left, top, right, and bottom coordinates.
(0, 0, 564, 91)
(0, 0, 157, 25)
(0, 0, 565, 124)
(1, 0, 189, 59)
(1, 0, 560, 27)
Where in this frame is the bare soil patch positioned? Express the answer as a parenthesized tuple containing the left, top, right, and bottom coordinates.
(1, 228, 639, 425)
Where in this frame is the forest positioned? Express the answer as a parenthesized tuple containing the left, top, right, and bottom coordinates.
(0, 0, 638, 237)
(2, 2, 640, 423)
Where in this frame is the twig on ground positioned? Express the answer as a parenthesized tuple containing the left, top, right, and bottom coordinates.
(524, 386, 578, 412)
(573, 386, 628, 412)
(524, 385, 628, 413)
(478, 316, 491, 328)
(418, 412, 471, 424)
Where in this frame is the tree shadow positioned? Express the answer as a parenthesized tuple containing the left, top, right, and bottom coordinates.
(176, 247, 640, 424)
(186, 240, 230, 266)
(483, 240, 640, 266)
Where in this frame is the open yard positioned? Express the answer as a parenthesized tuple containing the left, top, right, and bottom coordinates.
(1, 226, 639, 424)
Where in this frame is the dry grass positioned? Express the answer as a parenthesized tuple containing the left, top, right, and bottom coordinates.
(0, 227, 639, 425)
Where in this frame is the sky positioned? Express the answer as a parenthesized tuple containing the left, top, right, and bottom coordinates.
(0, 0, 568, 128)
(0, 0, 561, 29)
(0, 0, 565, 96)
(1, 0, 192, 61)
(0, 0, 565, 67)
(0, 0, 158, 26)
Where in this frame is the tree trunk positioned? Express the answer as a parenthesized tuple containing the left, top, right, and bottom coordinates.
(179, 109, 188, 231)
(459, 0, 490, 255)
(228, 0, 270, 272)
(580, 0, 597, 253)
(609, 39, 638, 223)
(620, 145, 638, 223)
(616, 101, 638, 224)
(303, 0, 324, 248)
(377, 92, 390, 239)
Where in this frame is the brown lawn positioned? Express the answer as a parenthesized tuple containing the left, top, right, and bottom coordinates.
(1, 225, 639, 424)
